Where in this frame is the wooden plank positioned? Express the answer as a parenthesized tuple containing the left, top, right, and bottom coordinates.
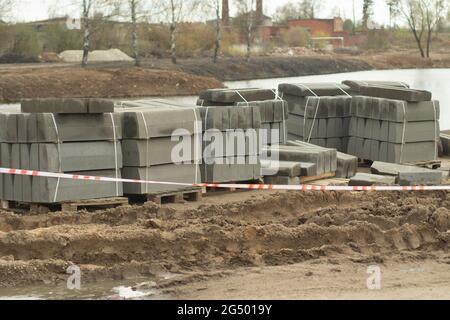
(143, 188, 203, 205)
(0, 200, 10, 210)
(300, 172, 336, 184)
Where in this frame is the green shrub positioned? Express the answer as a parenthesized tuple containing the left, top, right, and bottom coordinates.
(12, 25, 41, 57)
(280, 27, 310, 47)
(43, 24, 82, 53)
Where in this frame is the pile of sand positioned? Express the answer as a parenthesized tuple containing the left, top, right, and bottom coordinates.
(59, 49, 134, 63)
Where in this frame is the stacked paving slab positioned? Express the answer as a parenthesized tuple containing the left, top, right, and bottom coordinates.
(346, 81, 440, 164)
(198, 88, 288, 146)
(199, 105, 262, 183)
(262, 141, 340, 184)
(117, 100, 202, 194)
(279, 83, 353, 153)
(0, 98, 123, 203)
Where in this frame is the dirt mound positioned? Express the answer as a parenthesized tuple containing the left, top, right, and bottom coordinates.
(59, 49, 134, 63)
(0, 66, 223, 103)
(0, 191, 449, 288)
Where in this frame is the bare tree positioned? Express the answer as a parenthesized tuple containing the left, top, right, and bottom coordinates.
(78, 0, 120, 67)
(236, 0, 256, 62)
(129, 0, 140, 66)
(362, 0, 374, 30)
(157, 0, 200, 64)
(202, 0, 222, 63)
(273, 0, 321, 23)
(81, 0, 93, 67)
(395, 0, 447, 58)
(423, 0, 447, 57)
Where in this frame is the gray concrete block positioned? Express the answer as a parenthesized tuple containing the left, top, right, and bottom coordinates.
(278, 83, 351, 97)
(363, 119, 373, 139)
(356, 118, 366, 138)
(362, 139, 372, 160)
(32, 170, 123, 203)
(264, 176, 300, 185)
(371, 161, 437, 176)
(388, 100, 440, 122)
(122, 164, 201, 194)
(285, 140, 338, 172)
(0, 113, 18, 143)
(37, 142, 122, 172)
(199, 88, 276, 103)
(349, 117, 357, 137)
(342, 80, 410, 92)
(397, 171, 442, 186)
(261, 160, 302, 177)
(387, 141, 437, 163)
(379, 142, 388, 162)
(370, 140, 380, 161)
(265, 146, 325, 175)
(349, 173, 396, 186)
(17, 114, 30, 143)
(441, 134, 450, 156)
(123, 109, 200, 139)
(123, 137, 198, 167)
(34, 113, 122, 143)
(359, 85, 432, 102)
(355, 137, 365, 159)
(21, 98, 89, 113)
(388, 121, 438, 143)
(88, 99, 115, 113)
(336, 151, 358, 179)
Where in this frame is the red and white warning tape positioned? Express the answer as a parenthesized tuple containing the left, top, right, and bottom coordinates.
(0, 167, 448, 192)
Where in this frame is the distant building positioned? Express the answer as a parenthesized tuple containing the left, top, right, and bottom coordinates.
(260, 17, 368, 48)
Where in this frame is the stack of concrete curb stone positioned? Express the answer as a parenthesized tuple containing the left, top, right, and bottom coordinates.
(118, 101, 202, 194)
(198, 89, 288, 146)
(440, 132, 450, 156)
(0, 98, 123, 203)
(199, 104, 262, 183)
(371, 161, 446, 186)
(262, 141, 338, 184)
(347, 83, 440, 163)
(279, 83, 352, 152)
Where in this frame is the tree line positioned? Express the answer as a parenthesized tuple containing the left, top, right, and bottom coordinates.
(0, 0, 449, 66)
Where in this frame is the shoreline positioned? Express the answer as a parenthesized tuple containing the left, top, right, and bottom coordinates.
(1, 52, 449, 103)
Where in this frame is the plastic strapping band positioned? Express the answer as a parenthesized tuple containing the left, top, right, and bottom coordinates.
(191, 108, 200, 184)
(109, 113, 119, 196)
(334, 84, 352, 97)
(139, 112, 150, 194)
(400, 102, 407, 164)
(50, 114, 62, 203)
(271, 89, 287, 143)
(235, 90, 249, 105)
(293, 84, 319, 143)
(432, 100, 438, 160)
(204, 107, 209, 183)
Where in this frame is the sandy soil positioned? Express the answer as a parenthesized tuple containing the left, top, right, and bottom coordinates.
(0, 66, 223, 103)
(0, 190, 450, 299)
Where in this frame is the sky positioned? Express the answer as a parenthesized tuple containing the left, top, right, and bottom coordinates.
(8, 0, 393, 25)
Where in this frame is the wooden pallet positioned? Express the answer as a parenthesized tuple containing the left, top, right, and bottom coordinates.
(1, 197, 129, 213)
(404, 160, 441, 170)
(128, 188, 203, 205)
(202, 179, 264, 195)
(300, 172, 336, 184)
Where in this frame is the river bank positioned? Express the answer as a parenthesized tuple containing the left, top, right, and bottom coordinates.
(1, 51, 449, 103)
(0, 66, 223, 103)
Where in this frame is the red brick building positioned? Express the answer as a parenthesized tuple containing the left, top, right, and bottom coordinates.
(260, 17, 367, 48)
